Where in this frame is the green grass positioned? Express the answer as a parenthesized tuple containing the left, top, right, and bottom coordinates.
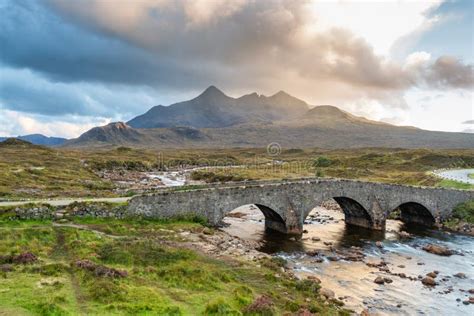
(0, 219, 348, 315)
(437, 179, 474, 190)
(468, 173, 474, 179)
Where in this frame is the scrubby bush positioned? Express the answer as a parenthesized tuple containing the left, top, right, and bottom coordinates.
(259, 257, 287, 271)
(313, 156, 332, 168)
(243, 295, 274, 315)
(205, 298, 241, 315)
(452, 200, 474, 223)
(233, 285, 253, 306)
(294, 278, 320, 294)
(86, 278, 127, 303)
(32, 302, 67, 316)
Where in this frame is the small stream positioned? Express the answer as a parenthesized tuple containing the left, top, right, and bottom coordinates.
(222, 206, 474, 315)
(433, 168, 474, 185)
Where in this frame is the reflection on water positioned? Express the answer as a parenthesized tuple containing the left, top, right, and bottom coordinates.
(221, 206, 474, 315)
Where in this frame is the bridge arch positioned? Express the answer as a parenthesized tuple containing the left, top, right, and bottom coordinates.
(390, 202, 435, 227)
(222, 203, 291, 235)
(254, 204, 288, 234)
(332, 197, 374, 228)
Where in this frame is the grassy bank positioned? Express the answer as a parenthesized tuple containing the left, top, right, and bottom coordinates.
(0, 218, 348, 315)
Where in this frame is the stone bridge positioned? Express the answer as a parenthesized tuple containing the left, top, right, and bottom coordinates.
(127, 179, 474, 235)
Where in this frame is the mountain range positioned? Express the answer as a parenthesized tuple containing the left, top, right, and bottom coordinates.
(60, 86, 474, 149)
(127, 86, 308, 128)
(0, 134, 67, 147)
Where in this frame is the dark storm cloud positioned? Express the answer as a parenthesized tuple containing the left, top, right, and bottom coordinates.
(0, 66, 170, 118)
(44, 0, 473, 92)
(0, 0, 203, 87)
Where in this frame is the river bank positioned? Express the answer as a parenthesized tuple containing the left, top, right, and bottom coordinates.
(220, 205, 474, 315)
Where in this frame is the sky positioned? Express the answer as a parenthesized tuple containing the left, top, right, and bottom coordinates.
(0, 0, 473, 138)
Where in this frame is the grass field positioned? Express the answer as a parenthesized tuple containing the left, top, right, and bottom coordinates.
(1, 141, 473, 200)
(0, 218, 347, 315)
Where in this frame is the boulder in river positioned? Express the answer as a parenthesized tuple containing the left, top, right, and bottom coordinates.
(384, 277, 393, 284)
(374, 276, 385, 284)
(421, 276, 437, 286)
(426, 272, 438, 278)
(399, 231, 412, 239)
(422, 244, 454, 256)
(453, 272, 467, 279)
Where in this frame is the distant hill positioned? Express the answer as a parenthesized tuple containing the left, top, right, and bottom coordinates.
(64, 86, 474, 149)
(0, 137, 48, 149)
(64, 122, 147, 147)
(127, 86, 308, 128)
(0, 134, 66, 147)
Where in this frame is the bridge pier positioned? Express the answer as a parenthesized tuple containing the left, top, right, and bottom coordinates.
(257, 204, 303, 236)
(265, 219, 292, 234)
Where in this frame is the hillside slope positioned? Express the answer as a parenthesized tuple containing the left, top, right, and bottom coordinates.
(65, 105, 474, 149)
(64, 122, 147, 147)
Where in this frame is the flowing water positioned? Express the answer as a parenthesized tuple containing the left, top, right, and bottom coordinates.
(433, 168, 474, 185)
(222, 206, 474, 315)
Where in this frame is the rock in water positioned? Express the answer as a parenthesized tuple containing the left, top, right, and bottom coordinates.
(426, 271, 438, 278)
(422, 244, 453, 256)
(374, 276, 385, 284)
(421, 276, 437, 286)
(453, 272, 467, 279)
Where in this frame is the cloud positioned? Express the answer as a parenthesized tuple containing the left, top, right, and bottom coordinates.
(424, 56, 474, 89)
(0, 0, 472, 136)
(462, 120, 474, 124)
(0, 109, 110, 138)
(39, 1, 474, 96)
(0, 66, 167, 119)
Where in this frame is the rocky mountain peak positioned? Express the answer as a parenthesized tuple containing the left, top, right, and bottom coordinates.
(105, 122, 132, 130)
(267, 90, 307, 109)
(197, 85, 228, 99)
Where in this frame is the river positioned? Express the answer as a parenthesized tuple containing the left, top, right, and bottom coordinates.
(433, 168, 474, 185)
(222, 205, 474, 315)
